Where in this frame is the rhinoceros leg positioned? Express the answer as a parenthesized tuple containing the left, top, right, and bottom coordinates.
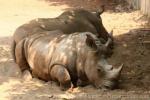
(15, 39, 32, 80)
(22, 70, 32, 81)
(77, 78, 89, 87)
(50, 65, 72, 91)
(76, 70, 89, 87)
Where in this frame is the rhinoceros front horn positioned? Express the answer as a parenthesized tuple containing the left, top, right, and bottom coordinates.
(107, 64, 123, 79)
(114, 64, 123, 74)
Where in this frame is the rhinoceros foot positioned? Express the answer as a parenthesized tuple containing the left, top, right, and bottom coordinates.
(22, 70, 32, 81)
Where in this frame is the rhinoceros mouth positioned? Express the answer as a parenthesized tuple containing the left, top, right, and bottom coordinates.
(102, 80, 118, 90)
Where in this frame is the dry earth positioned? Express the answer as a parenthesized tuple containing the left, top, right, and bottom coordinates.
(0, 0, 150, 100)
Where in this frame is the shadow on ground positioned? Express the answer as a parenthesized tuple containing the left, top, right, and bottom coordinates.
(108, 28, 150, 91)
(43, 0, 110, 11)
(43, 0, 137, 13)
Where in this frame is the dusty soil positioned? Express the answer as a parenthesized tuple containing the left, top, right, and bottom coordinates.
(0, 0, 150, 100)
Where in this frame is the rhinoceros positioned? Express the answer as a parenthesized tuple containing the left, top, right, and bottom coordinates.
(15, 30, 122, 90)
(12, 8, 113, 61)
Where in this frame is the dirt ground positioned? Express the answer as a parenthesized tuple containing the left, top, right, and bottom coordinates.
(0, 0, 150, 100)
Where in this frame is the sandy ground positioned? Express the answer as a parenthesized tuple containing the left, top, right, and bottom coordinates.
(0, 0, 150, 100)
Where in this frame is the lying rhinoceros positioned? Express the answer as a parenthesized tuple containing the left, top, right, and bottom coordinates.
(12, 8, 113, 61)
(15, 30, 121, 90)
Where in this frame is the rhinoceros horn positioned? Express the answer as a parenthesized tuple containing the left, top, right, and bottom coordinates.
(95, 5, 105, 17)
(110, 30, 113, 37)
(106, 64, 123, 79)
(104, 37, 112, 47)
(97, 37, 112, 53)
(102, 30, 113, 48)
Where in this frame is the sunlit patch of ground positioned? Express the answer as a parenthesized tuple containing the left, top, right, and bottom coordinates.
(0, 0, 69, 37)
(102, 11, 149, 36)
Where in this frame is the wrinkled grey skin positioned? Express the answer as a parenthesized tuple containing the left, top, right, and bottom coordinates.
(12, 8, 113, 61)
(15, 31, 121, 90)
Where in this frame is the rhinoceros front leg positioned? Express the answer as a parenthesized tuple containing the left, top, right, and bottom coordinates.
(76, 70, 89, 87)
(50, 65, 72, 91)
(15, 39, 32, 80)
(77, 78, 89, 87)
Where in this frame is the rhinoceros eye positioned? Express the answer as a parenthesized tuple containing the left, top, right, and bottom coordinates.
(96, 66, 102, 72)
(97, 66, 105, 73)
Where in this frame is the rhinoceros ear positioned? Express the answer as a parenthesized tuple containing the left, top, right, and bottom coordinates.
(86, 34, 97, 50)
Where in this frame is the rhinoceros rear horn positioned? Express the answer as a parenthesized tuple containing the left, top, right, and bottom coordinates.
(86, 34, 98, 50)
(110, 30, 113, 37)
(96, 5, 105, 17)
(105, 38, 112, 47)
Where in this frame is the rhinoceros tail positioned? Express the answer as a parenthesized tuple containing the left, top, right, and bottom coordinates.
(11, 39, 16, 62)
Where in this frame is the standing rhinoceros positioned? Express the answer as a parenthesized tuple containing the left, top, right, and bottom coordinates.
(12, 8, 113, 61)
(15, 30, 121, 90)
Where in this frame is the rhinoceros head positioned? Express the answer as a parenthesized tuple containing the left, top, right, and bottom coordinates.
(98, 64, 123, 89)
(92, 6, 114, 50)
(85, 34, 123, 89)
